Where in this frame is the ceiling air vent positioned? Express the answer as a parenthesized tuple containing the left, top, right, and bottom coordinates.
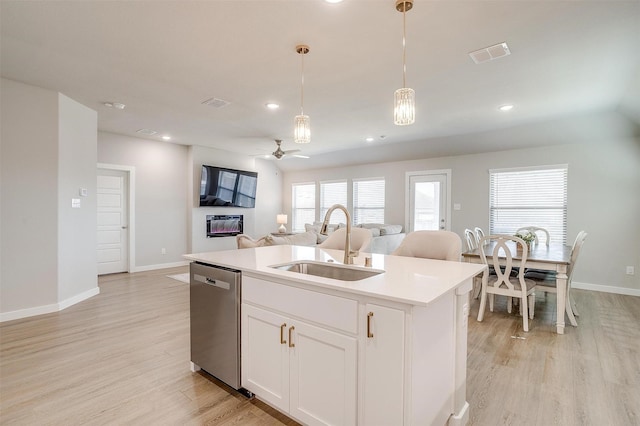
(469, 42, 511, 64)
(136, 128, 157, 136)
(202, 97, 231, 108)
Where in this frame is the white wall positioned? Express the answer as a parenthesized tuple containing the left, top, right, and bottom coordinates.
(57, 94, 98, 302)
(1, 79, 60, 313)
(188, 146, 283, 253)
(97, 132, 189, 269)
(283, 138, 640, 293)
(1, 78, 99, 319)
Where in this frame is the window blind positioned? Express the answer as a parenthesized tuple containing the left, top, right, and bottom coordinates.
(353, 178, 385, 225)
(320, 180, 347, 224)
(489, 165, 568, 244)
(291, 183, 316, 232)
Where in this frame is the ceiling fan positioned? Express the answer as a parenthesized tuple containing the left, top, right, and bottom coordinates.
(271, 139, 308, 160)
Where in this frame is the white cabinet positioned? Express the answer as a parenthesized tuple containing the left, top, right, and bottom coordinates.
(242, 278, 357, 426)
(361, 303, 405, 425)
(242, 274, 468, 426)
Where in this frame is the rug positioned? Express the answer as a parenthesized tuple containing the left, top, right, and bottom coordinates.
(166, 273, 189, 284)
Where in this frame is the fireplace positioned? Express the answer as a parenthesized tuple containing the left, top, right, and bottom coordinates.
(206, 215, 243, 238)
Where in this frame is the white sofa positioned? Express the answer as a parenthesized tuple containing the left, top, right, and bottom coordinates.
(236, 223, 405, 255)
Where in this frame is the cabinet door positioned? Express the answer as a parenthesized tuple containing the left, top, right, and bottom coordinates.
(362, 304, 405, 426)
(241, 304, 289, 412)
(289, 320, 357, 426)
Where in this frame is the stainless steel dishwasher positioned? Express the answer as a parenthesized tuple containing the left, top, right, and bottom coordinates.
(190, 262, 251, 396)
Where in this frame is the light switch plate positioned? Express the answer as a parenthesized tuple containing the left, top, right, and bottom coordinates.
(80, 188, 88, 197)
(454, 203, 461, 211)
(72, 198, 81, 208)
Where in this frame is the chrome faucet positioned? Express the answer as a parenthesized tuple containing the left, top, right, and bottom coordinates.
(320, 204, 357, 265)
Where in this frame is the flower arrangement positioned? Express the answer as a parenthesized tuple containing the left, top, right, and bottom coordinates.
(514, 230, 536, 247)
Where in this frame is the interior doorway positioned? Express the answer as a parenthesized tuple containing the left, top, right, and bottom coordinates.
(405, 170, 451, 232)
(97, 164, 135, 275)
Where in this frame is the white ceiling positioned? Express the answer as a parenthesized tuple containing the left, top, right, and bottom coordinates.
(2, 1, 639, 171)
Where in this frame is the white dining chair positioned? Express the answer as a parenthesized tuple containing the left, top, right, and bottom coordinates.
(391, 230, 462, 261)
(464, 228, 477, 251)
(516, 226, 550, 246)
(525, 231, 587, 327)
(474, 227, 486, 246)
(477, 234, 537, 332)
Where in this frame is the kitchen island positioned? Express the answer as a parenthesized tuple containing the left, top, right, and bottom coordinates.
(184, 245, 486, 426)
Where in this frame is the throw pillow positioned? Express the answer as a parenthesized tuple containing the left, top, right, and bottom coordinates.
(236, 234, 268, 249)
(266, 231, 318, 246)
(379, 225, 403, 235)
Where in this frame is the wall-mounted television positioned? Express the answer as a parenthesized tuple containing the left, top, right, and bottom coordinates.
(199, 165, 258, 208)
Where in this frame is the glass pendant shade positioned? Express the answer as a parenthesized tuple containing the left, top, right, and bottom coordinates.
(294, 114, 311, 144)
(394, 87, 415, 125)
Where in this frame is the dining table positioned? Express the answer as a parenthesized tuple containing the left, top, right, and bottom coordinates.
(462, 241, 573, 334)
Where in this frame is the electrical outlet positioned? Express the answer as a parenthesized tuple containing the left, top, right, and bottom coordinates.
(626, 266, 635, 275)
(161, 248, 166, 255)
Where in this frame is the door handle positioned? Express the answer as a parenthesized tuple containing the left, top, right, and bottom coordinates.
(280, 323, 287, 344)
(288, 326, 295, 348)
(121, 226, 128, 229)
(367, 312, 374, 338)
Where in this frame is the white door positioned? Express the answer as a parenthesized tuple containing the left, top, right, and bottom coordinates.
(407, 171, 450, 232)
(97, 170, 128, 274)
(362, 304, 405, 426)
(242, 304, 290, 413)
(289, 320, 357, 426)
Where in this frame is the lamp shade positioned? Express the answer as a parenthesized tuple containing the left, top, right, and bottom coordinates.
(294, 114, 310, 144)
(277, 214, 288, 233)
(394, 87, 415, 125)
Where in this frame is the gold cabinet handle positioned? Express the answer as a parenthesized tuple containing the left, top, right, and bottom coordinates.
(280, 323, 287, 344)
(288, 326, 295, 348)
(367, 312, 374, 338)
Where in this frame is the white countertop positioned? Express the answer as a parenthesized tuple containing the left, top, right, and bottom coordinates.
(184, 245, 486, 307)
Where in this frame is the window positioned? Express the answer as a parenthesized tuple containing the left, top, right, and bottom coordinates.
(320, 180, 347, 224)
(489, 165, 567, 244)
(353, 178, 385, 224)
(291, 183, 316, 232)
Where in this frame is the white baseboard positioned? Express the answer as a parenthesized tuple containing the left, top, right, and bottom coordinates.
(0, 286, 100, 323)
(59, 287, 100, 310)
(132, 260, 190, 273)
(573, 281, 640, 297)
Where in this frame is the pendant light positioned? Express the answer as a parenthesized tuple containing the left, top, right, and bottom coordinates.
(394, 0, 415, 126)
(294, 44, 311, 144)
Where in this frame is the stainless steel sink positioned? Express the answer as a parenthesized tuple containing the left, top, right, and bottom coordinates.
(270, 261, 384, 281)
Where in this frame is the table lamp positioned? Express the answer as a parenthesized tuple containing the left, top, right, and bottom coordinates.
(277, 214, 288, 233)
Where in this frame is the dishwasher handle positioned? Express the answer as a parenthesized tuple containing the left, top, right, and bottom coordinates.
(193, 274, 231, 290)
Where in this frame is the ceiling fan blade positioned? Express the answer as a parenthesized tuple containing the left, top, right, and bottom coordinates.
(283, 149, 301, 155)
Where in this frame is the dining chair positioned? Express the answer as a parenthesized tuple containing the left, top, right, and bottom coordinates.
(464, 228, 477, 251)
(391, 230, 462, 261)
(477, 235, 537, 332)
(474, 227, 485, 246)
(516, 226, 550, 246)
(318, 227, 373, 252)
(524, 231, 587, 327)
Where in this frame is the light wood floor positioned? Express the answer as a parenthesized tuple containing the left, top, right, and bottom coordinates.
(1, 266, 638, 425)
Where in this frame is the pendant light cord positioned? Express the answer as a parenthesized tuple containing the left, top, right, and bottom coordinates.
(402, 4, 407, 89)
(300, 51, 305, 115)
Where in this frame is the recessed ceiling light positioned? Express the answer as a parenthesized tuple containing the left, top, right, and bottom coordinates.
(499, 104, 514, 111)
(365, 137, 375, 142)
(325, 0, 343, 3)
(162, 135, 171, 141)
(265, 103, 280, 110)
